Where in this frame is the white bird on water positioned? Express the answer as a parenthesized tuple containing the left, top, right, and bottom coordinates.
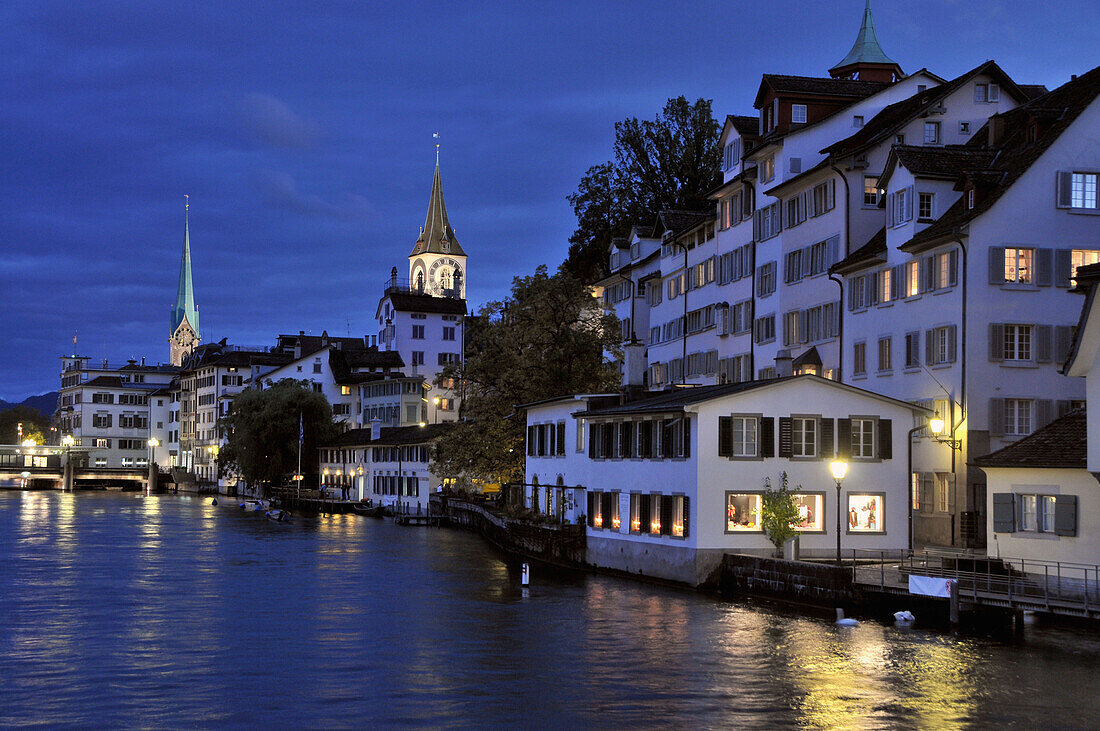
(836, 608, 858, 626)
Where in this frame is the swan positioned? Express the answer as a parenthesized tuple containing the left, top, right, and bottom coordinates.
(894, 610, 915, 623)
(836, 608, 858, 626)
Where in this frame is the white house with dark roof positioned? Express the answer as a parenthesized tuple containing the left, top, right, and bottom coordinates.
(524, 375, 928, 586)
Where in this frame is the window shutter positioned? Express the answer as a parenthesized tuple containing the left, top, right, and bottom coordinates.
(877, 419, 893, 459)
(1036, 399, 1054, 428)
(989, 323, 1004, 361)
(948, 249, 959, 287)
(926, 329, 935, 365)
(992, 493, 1016, 532)
(587, 492, 595, 527)
(1057, 400, 1074, 418)
(819, 418, 834, 459)
(1035, 325, 1053, 363)
(588, 422, 597, 457)
(921, 256, 934, 292)
(660, 496, 673, 536)
(602, 492, 614, 529)
(989, 83, 1000, 102)
(906, 185, 915, 221)
(753, 210, 761, 241)
(802, 247, 813, 278)
(682, 496, 690, 537)
(836, 418, 851, 459)
(947, 325, 957, 363)
(1037, 248, 1053, 286)
(887, 194, 895, 227)
(932, 253, 943, 291)
(988, 398, 1005, 437)
(1055, 325, 1074, 363)
(892, 265, 902, 298)
(790, 157, 802, 174)
(1055, 249, 1073, 287)
(1056, 172, 1073, 208)
(527, 426, 536, 456)
(826, 235, 840, 267)
(760, 417, 775, 458)
(639, 493, 651, 530)
(1055, 495, 1078, 536)
(778, 417, 793, 458)
(989, 247, 1005, 285)
(683, 418, 691, 458)
(557, 422, 566, 455)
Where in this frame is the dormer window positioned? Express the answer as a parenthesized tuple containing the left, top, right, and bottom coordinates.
(967, 189, 976, 209)
(792, 104, 807, 124)
(853, 115, 864, 127)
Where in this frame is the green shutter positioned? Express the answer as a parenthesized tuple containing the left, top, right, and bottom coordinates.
(778, 417, 793, 458)
(1037, 248, 1053, 286)
(1055, 495, 1077, 536)
(989, 247, 1005, 284)
(993, 493, 1016, 532)
(989, 324, 1004, 362)
(988, 398, 1005, 437)
(760, 418, 775, 458)
(682, 496, 691, 537)
(837, 418, 851, 459)
(718, 416, 732, 457)
(877, 419, 893, 459)
(819, 418, 834, 459)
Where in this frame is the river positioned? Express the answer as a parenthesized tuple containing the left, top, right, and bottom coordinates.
(1, 490, 1099, 728)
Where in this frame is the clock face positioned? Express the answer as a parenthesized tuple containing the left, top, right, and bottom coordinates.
(428, 257, 462, 295)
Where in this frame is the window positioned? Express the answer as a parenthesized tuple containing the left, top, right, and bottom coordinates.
(1003, 324, 1032, 361)
(793, 494, 824, 531)
(649, 494, 662, 534)
(753, 314, 775, 344)
(935, 251, 953, 289)
(629, 493, 642, 533)
(792, 104, 807, 124)
(1040, 495, 1056, 532)
(727, 493, 762, 531)
(412, 325, 425, 339)
(443, 327, 456, 341)
(783, 310, 801, 346)
(438, 352, 460, 366)
(906, 260, 920, 297)
(851, 418, 875, 458)
(863, 176, 879, 206)
(1071, 249, 1100, 286)
(792, 417, 816, 458)
(1004, 247, 1033, 283)
(923, 121, 941, 144)
(911, 473, 921, 510)
(935, 474, 951, 512)
(853, 115, 864, 127)
(757, 262, 777, 296)
(411, 351, 424, 366)
(967, 189, 975, 209)
(848, 494, 883, 532)
(918, 192, 935, 220)
(905, 332, 920, 368)
(723, 139, 740, 171)
(853, 342, 866, 376)
(760, 155, 775, 183)
(1019, 494, 1037, 531)
(732, 416, 757, 457)
(974, 82, 999, 103)
(1005, 399, 1032, 436)
(812, 180, 835, 215)
(877, 338, 892, 372)
(959, 121, 971, 135)
(313, 357, 322, 374)
(895, 134, 905, 144)
(1071, 173, 1099, 209)
(671, 495, 685, 537)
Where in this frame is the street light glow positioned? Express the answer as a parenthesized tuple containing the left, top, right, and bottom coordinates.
(829, 459, 848, 481)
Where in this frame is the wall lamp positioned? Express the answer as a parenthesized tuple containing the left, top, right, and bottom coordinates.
(929, 416, 961, 450)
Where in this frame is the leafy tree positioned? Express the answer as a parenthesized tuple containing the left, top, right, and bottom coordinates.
(0, 406, 51, 444)
(563, 96, 722, 282)
(432, 265, 621, 484)
(761, 472, 803, 552)
(217, 379, 339, 490)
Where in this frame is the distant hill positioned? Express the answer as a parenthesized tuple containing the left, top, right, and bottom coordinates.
(0, 392, 59, 416)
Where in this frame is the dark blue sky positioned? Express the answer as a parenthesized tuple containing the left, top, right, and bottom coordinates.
(2, 1, 1097, 400)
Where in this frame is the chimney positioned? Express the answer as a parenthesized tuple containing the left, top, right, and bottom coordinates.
(141, 356, 146, 366)
(621, 342, 646, 395)
(775, 349, 793, 378)
(988, 114, 1006, 146)
(370, 418, 382, 442)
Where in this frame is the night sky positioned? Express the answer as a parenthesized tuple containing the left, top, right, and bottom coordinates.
(2, 1, 1097, 400)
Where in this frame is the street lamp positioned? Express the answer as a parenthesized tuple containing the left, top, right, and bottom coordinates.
(829, 459, 848, 567)
(929, 415, 961, 450)
(147, 438, 160, 492)
(61, 435, 75, 491)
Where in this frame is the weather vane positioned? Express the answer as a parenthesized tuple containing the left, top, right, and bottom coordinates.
(185, 193, 189, 213)
(433, 132, 439, 165)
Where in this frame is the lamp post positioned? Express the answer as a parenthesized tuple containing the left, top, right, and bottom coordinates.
(61, 435, 75, 492)
(829, 459, 848, 567)
(147, 438, 160, 492)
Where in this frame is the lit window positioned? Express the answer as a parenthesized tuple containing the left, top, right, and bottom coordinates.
(649, 494, 662, 534)
(726, 493, 762, 531)
(911, 472, 921, 510)
(877, 338, 891, 372)
(1003, 325, 1032, 361)
(906, 260, 920, 296)
(847, 494, 883, 532)
(340, 386, 351, 396)
(1004, 248, 1033, 283)
(1071, 250, 1100, 286)
(793, 493, 824, 531)
(671, 495, 685, 537)
(629, 493, 642, 533)
(935, 474, 950, 512)
(863, 176, 879, 206)
(1071, 173, 1098, 209)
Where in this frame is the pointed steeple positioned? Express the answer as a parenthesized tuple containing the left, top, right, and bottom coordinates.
(410, 162, 466, 257)
(172, 197, 200, 338)
(830, 1, 903, 83)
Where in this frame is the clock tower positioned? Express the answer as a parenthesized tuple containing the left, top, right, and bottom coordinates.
(409, 162, 467, 300)
(170, 199, 201, 367)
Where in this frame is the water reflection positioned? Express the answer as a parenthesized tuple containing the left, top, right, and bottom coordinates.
(1, 491, 1100, 728)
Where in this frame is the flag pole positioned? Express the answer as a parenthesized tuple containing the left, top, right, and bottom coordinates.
(297, 412, 303, 499)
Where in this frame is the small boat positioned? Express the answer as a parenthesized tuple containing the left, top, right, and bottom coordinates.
(265, 509, 291, 523)
(351, 502, 384, 518)
(239, 499, 268, 511)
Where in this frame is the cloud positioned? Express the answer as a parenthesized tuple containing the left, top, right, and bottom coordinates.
(237, 92, 320, 148)
(255, 168, 341, 217)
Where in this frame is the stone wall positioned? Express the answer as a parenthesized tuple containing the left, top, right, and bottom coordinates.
(718, 554, 853, 606)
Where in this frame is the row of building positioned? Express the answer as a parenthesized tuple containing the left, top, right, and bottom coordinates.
(592, 3, 1100, 551)
(54, 164, 469, 505)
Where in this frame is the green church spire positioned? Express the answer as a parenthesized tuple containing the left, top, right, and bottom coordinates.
(830, 1, 902, 78)
(171, 196, 199, 337)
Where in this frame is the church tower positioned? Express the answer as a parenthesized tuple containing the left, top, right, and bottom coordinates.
(408, 157, 467, 300)
(170, 198, 201, 366)
(829, 1, 904, 83)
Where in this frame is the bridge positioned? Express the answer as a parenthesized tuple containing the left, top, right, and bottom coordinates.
(0, 444, 153, 491)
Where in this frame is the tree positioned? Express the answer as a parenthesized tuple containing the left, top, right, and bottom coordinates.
(0, 406, 51, 444)
(761, 472, 803, 553)
(432, 265, 621, 484)
(217, 379, 339, 490)
(563, 96, 722, 282)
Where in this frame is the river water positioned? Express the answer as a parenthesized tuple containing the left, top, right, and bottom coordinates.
(2, 491, 1099, 728)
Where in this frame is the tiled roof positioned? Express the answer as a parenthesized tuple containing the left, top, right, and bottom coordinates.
(903, 64, 1100, 252)
(727, 114, 759, 136)
(322, 423, 452, 448)
(383, 292, 467, 315)
(329, 348, 404, 384)
(756, 75, 890, 106)
(656, 209, 712, 236)
(831, 227, 886, 274)
(891, 145, 998, 179)
(822, 61, 1022, 159)
(971, 409, 1087, 469)
(1019, 84, 1050, 100)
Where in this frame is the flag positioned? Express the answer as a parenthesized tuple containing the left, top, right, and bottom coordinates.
(299, 413, 304, 445)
